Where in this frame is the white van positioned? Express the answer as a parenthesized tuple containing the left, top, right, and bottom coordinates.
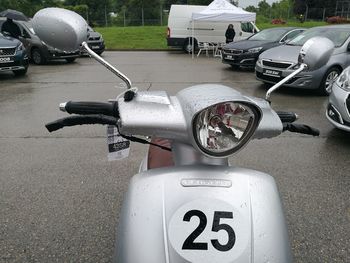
(167, 4, 258, 52)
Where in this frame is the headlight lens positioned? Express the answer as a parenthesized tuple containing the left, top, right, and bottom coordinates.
(193, 102, 260, 157)
(247, 47, 262, 53)
(335, 67, 350, 91)
(291, 63, 300, 70)
(256, 58, 262, 66)
(16, 43, 24, 51)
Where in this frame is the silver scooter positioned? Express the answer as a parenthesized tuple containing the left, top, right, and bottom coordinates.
(34, 8, 334, 263)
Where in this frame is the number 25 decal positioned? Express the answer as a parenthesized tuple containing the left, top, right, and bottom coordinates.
(182, 210, 236, 252)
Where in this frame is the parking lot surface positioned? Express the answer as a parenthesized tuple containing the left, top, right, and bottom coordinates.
(0, 52, 349, 262)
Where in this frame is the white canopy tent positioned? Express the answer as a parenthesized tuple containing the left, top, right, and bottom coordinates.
(190, 0, 257, 58)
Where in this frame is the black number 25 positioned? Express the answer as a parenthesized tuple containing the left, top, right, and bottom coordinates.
(182, 210, 236, 252)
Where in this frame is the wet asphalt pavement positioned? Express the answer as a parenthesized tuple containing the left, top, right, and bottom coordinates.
(0, 52, 349, 263)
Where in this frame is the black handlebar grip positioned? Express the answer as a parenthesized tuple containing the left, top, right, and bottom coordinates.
(64, 101, 119, 118)
(277, 111, 298, 123)
(45, 115, 117, 132)
(283, 123, 320, 136)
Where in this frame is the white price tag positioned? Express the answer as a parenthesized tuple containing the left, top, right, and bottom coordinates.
(107, 125, 130, 161)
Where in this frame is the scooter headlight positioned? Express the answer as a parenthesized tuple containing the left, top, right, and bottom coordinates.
(193, 102, 261, 157)
(335, 66, 350, 91)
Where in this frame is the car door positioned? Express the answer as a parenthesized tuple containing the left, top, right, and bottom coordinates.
(15, 22, 32, 51)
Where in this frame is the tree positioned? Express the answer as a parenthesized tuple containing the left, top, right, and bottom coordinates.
(63, 0, 114, 26)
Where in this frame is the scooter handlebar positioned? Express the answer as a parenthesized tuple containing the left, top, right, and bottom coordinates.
(61, 101, 119, 118)
(282, 123, 320, 136)
(276, 111, 298, 123)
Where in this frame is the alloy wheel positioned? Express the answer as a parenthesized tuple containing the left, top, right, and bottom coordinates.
(325, 70, 339, 94)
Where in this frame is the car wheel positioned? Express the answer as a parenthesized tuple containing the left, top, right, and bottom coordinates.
(31, 48, 46, 65)
(319, 67, 340, 95)
(66, 58, 76, 63)
(96, 51, 103, 56)
(183, 39, 196, 54)
(13, 68, 28, 76)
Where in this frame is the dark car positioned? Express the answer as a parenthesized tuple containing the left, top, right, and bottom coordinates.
(222, 27, 305, 69)
(0, 32, 29, 76)
(0, 18, 80, 64)
(82, 26, 105, 55)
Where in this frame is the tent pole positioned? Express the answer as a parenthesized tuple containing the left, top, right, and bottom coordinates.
(192, 20, 194, 59)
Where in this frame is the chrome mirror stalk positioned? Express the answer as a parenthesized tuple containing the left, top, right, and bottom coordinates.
(265, 63, 307, 101)
(81, 42, 132, 89)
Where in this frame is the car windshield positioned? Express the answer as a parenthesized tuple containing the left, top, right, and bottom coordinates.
(287, 27, 350, 47)
(248, 28, 289, 42)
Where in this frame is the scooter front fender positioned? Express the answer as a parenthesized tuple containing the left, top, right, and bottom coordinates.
(114, 166, 292, 263)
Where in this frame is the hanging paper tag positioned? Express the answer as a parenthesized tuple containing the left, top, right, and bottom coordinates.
(107, 125, 130, 161)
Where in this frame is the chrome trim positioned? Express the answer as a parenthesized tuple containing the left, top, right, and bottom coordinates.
(240, 58, 255, 64)
(262, 59, 293, 69)
(0, 66, 25, 71)
(81, 42, 132, 89)
(59, 103, 67, 112)
(223, 49, 243, 55)
(0, 46, 16, 57)
(329, 104, 344, 124)
(266, 64, 306, 100)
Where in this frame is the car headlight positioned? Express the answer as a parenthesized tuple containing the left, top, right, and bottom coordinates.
(291, 63, 300, 70)
(247, 47, 262, 53)
(16, 43, 24, 51)
(193, 102, 261, 157)
(335, 67, 350, 91)
(256, 58, 263, 66)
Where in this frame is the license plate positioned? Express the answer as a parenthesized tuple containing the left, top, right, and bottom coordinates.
(263, 68, 282, 77)
(0, 57, 11, 63)
(225, 55, 236, 60)
(92, 45, 100, 49)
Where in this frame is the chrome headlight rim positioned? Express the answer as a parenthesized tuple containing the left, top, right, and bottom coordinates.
(192, 101, 262, 158)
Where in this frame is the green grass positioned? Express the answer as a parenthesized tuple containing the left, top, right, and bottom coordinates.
(96, 21, 327, 50)
(95, 26, 168, 50)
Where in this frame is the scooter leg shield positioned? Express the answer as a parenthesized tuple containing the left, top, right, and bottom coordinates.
(114, 166, 292, 263)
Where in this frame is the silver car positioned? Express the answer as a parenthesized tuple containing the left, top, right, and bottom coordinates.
(326, 66, 350, 132)
(256, 25, 350, 95)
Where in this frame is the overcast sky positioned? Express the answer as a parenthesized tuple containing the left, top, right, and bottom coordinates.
(237, 0, 280, 8)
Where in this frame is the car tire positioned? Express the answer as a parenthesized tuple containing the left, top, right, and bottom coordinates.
(183, 38, 197, 54)
(66, 58, 76, 63)
(13, 68, 28, 76)
(96, 51, 103, 56)
(31, 48, 46, 65)
(319, 67, 341, 96)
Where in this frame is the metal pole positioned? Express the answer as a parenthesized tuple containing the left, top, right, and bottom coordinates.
(323, 8, 326, 21)
(123, 10, 126, 27)
(335, 1, 338, 16)
(142, 6, 144, 26)
(86, 9, 89, 24)
(160, 4, 163, 26)
(105, 4, 108, 27)
(305, 5, 308, 21)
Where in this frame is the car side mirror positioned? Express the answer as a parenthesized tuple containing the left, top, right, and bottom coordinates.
(265, 37, 334, 100)
(298, 36, 334, 71)
(32, 7, 88, 52)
